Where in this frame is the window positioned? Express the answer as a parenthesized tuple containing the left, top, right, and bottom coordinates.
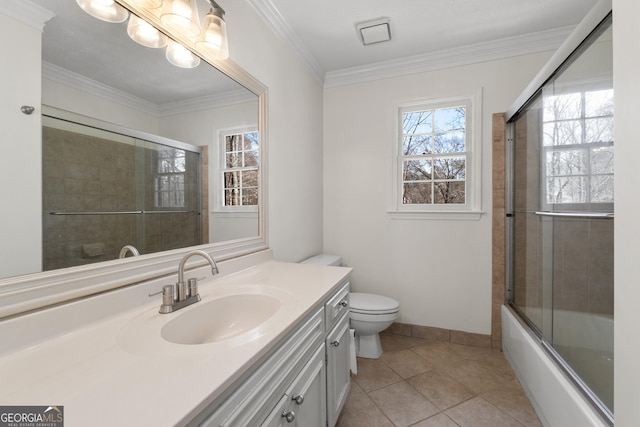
(221, 129, 259, 208)
(542, 88, 614, 205)
(391, 94, 481, 219)
(155, 146, 186, 208)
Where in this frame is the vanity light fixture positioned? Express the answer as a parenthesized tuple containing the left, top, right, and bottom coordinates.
(128, 0, 164, 8)
(127, 14, 169, 48)
(160, 0, 201, 38)
(356, 18, 392, 46)
(75, 0, 129, 23)
(166, 39, 202, 68)
(195, 0, 229, 60)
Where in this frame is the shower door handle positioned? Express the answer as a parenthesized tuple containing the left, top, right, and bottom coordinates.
(534, 211, 614, 219)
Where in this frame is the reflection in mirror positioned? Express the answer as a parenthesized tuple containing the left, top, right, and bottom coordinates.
(1, 0, 261, 280)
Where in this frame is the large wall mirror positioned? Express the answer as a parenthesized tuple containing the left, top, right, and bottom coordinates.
(0, 0, 268, 316)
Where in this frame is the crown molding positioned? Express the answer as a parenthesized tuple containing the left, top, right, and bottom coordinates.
(245, 0, 325, 84)
(42, 62, 161, 116)
(0, 0, 55, 31)
(324, 26, 575, 88)
(159, 88, 258, 116)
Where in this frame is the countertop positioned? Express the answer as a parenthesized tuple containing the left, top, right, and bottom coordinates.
(0, 259, 351, 426)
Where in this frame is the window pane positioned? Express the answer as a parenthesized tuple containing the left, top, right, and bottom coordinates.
(226, 135, 241, 152)
(434, 181, 465, 204)
(244, 150, 259, 167)
(243, 188, 258, 205)
(225, 188, 240, 206)
(543, 121, 583, 146)
(244, 132, 259, 150)
(403, 160, 432, 181)
(403, 111, 433, 134)
(585, 117, 613, 143)
(543, 93, 582, 121)
(585, 89, 613, 117)
(590, 175, 614, 203)
(403, 182, 432, 204)
(242, 170, 258, 187)
(546, 176, 587, 203)
(434, 157, 465, 180)
(591, 147, 614, 174)
(546, 149, 588, 176)
(226, 152, 240, 168)
(434, 132, 465, 153)
(403, 135, 432, 155)
(434, 107, 465, 132)
(224, 171, 240, 188)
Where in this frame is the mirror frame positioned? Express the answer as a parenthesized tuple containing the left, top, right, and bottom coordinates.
(0, 0, 268, 319)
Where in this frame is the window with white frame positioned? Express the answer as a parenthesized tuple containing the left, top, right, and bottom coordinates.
(220, 129, 259, 209)
(155, 147, 186, 208)
(392, 95, 481, 218)
(542, 87, 614, 205)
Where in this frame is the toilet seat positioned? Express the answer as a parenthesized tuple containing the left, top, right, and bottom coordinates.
(350, 293, 399, 315)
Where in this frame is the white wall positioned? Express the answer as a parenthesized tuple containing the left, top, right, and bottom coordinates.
(223, 1, 325, 262)
(612, 0, 640, 424)
(0, 13, 43, 278)
(323, 53, 552, 333)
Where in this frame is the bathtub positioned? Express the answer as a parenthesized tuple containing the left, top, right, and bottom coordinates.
(502, 305, 612, 426)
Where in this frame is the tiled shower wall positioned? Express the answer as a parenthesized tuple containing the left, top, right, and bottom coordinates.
(42, 126, 200, 271)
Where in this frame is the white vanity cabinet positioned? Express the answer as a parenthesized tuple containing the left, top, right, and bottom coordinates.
(193, 279, 351, 427)
(324, 284, 351, 427)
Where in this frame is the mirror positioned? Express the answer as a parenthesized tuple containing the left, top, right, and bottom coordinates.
(0, 0, 267, 304)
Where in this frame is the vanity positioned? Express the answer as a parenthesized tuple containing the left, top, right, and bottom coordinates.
(0, 250, 352, 426)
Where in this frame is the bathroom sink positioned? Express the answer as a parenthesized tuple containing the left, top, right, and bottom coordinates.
(161, 294, 281, 345)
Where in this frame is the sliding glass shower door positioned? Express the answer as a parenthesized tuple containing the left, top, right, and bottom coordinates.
(508, 14, 614, 419)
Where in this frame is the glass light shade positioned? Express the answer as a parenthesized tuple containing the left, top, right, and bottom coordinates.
(160, 0, 201, 38)
(165, 40, 201, 68)
(127, 15, 168, 48)
(128, 0, 164, 8)
(76, 0, 129, 23)
(195, 10, 229, 60)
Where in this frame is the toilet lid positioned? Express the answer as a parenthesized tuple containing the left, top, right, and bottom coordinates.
(350, 293, 399, 315)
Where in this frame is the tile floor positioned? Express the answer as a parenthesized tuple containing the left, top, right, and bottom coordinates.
(336, 332, 542, 427)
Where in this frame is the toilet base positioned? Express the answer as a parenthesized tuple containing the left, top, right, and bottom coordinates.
(356, 333, 383, 359)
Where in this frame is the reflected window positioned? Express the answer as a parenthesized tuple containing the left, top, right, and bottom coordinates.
(221, 130, 259, 207)
(543, 88, 614, 204)
(155, 147, 186, 208)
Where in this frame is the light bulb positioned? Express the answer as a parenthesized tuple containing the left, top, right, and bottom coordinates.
(195, 9, 229, 60)
(127, 15, 168, 48)
(165, 40, 201, 68)
(75, 0, 129, 23)
(160, 0, 200, 38)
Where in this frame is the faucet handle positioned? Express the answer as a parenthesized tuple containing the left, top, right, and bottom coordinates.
(162, 285, 175, 306)
(188, 277, 199, 297)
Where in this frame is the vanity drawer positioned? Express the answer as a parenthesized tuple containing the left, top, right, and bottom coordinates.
(198, 308, 324, 427)
(324, 282, 349, 331)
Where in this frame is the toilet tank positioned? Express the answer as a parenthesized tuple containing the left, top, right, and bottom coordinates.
(300, 254, 342, 266)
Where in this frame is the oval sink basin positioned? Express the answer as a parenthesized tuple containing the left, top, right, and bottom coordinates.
(161, 294, 281, 345)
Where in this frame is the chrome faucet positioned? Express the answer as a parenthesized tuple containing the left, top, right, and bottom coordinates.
(159, 250, 219, 314)
(118, 245, 139, 259)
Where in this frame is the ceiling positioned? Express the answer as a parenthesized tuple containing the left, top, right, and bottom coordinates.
(250, 0, 600, 81)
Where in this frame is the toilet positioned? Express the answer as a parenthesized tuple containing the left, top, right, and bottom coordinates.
(301, 254, 400, 359)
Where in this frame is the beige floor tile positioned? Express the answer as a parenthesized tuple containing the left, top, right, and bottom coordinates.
(482, 388, 540, 425)
(407, 370, 475, 410)
(442, 359, 512, 394)
(380, 332, 429, 352)
(410, 341, 465, 370)
(352, 357, 402, 392)
(369, 381, 439, 427)
(445, 396, 524, 427)
(411, 413, 461, 427)
(446, 342, 495, 359)
(336, 391, 394, 427)
(381, 348, 432, 379)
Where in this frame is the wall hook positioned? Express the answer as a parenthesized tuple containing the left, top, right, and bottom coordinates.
(21, 105, 35, 115)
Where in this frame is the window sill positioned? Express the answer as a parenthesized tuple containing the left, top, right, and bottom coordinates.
(387, 210, 485, 221)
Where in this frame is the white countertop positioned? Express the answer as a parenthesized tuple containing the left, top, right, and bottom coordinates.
(0, 258, 351, 426)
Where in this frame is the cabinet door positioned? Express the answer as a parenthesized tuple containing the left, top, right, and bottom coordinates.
(326, 312, 351, 427)
(261, 345, 326, 427)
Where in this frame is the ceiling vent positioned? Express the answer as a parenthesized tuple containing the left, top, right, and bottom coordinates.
(356, 18, 391, 46)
